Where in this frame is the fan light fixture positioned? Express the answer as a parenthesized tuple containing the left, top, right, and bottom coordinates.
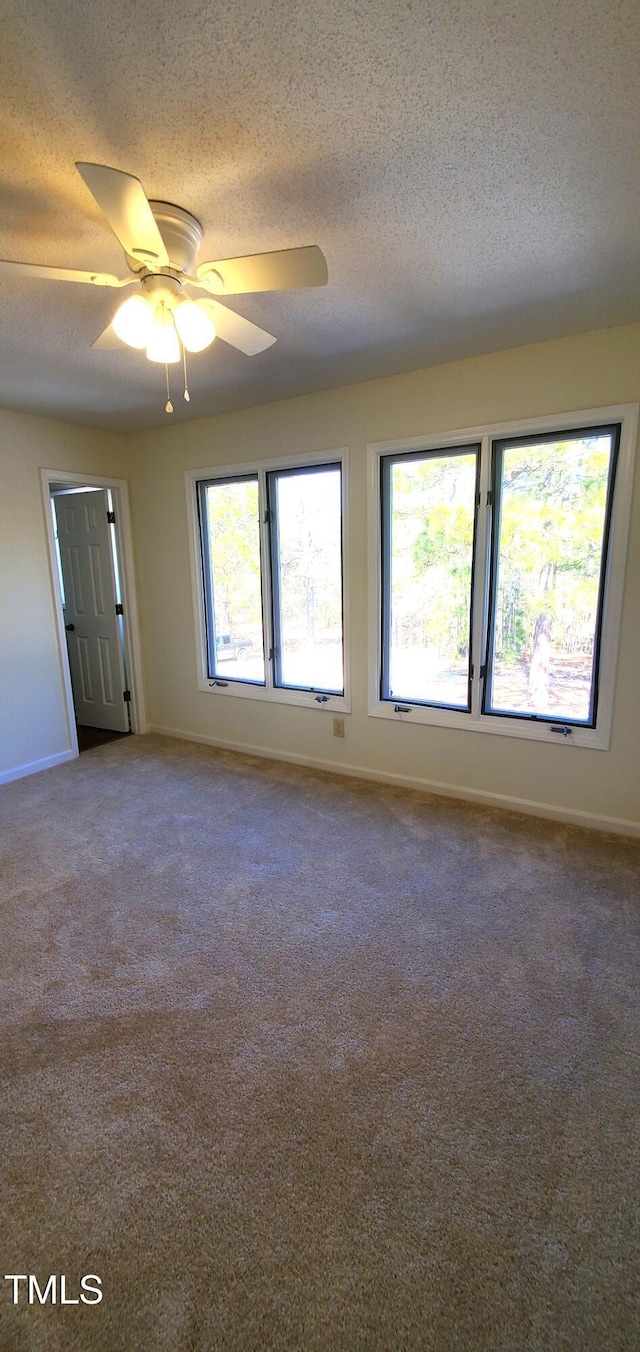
(0, 161, 328, 413)
(112, 292, 216, 364)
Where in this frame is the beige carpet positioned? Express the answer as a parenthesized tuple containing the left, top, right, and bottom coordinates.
(1, 733, 639, 1351)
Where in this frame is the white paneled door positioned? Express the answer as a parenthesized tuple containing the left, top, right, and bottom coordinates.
(55, 490, 129, 732)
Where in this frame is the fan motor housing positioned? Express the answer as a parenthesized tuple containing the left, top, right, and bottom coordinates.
(140, 271, 183, 306)
(127, 201, 203, 276)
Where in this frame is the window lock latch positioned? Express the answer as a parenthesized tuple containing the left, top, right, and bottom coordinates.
(315, 694, 329, 703)
(551, 724, 573, 737)
(394, 704, 412, 714)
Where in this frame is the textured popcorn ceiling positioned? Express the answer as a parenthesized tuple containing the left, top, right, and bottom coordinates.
(1, 0, 640, 431)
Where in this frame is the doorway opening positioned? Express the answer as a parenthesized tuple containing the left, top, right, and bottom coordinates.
(42, 469, 146, 759)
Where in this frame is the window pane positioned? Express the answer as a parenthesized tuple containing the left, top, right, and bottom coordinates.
(486, 430, 617, 724)
(271, 466, 343, 692)
(384, 449, 478, 708)
(202, 477, 265, 682)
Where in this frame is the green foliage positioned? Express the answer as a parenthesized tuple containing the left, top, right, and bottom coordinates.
(275, 470, 342, 643)
(391, 454, 476, 657)
(390, 436, 612, 681)
(494, 438, 610, 663)
(206, 437, 613, 703)
(206, 469, 342, 647)
(207, 481, 262, 635)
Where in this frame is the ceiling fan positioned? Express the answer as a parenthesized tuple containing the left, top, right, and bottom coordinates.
(0, 162, 328, 410)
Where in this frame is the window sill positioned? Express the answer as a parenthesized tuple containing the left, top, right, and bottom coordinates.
(198, 675, 351, 714)
(368, 698, 609, 749)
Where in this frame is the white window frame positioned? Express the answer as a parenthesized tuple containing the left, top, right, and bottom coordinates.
(367, 404, 638, 750)
(186, 448, 351, 713)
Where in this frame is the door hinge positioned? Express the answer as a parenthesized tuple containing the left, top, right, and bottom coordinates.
(115, 603, 123, 615)
(123, 690, 131, 703)
(486, 491, 493, 507)
(107, 510, 116, 524)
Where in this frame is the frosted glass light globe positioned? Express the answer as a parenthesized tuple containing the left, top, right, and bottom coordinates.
(174, 300, 216, 353)
(146, 304, 181, 364)
(112, 294, 153, 349)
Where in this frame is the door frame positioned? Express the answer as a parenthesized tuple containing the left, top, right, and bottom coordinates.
(41, 468, 148, 755)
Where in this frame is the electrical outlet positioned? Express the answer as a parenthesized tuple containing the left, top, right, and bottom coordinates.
(333, 717, 345, 738)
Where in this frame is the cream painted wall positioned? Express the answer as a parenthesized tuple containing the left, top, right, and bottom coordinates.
(0, 408, 129, 779)
(129, 323, 640, 830)
(4, 324, 637, 823)
(128, 323, 633, 827)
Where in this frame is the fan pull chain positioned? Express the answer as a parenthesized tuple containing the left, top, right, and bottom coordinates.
(165, 362, 173, 414)
(183, 346, 190, 402)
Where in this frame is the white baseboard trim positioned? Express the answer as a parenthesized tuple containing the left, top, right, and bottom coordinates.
(148, 724, 640, 838)
(0, 748, 77, 786)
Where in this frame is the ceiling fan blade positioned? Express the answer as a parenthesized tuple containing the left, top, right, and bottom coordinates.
(0, 259, 129, 287)
(196, 245, 328, 295)
(91, 323, 128, 351)
(197, 299, 276, 355)
(76, 162, 170, 269)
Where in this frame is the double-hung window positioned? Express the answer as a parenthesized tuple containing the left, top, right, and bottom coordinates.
(189, 452, 349, 709)
(370, 405, 637, 748)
